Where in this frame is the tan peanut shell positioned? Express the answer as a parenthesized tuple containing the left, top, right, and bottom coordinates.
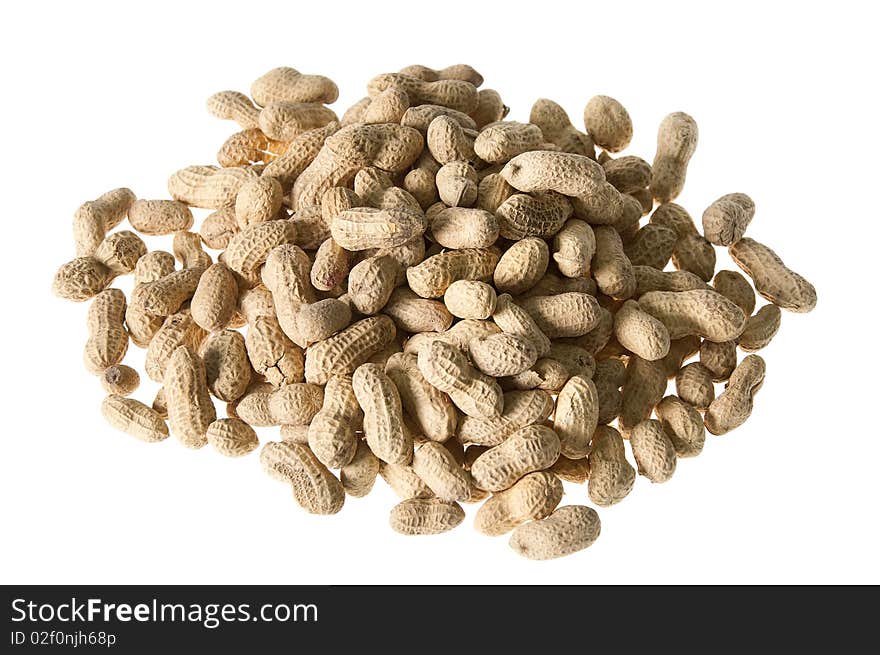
(426, 115, 476, 165)
(258, 102, 338, 142)
(406, 248, 499, 298)
(634, 266, 707, 295)
(492, 293, 551, 357)
(588, 425, 635, 506)
(475, 471, 564, 536)
(101, 395, 169, 443)
(659, 335, 702, 378)
(206, 91, 261, 129)
(267, 384, 324, 426)
(552, 219, 595, 278)
(52, 257, 110, 302)
(613, 299, 671, 361)
(675, 362, 716, 410)
(383, 288, 454, 333)
(84, 289, 128, 375)
(457, 390, 552, 447)
(144, 311, 207, 382)
(546, 343, 596, 378)
(308, 375, 361, 469)
(431, 207, 498, 249)
(368, 73, 479, 113)
(73, 187, 136, 257)
(474, 122, 544, 164)
(470, 89, 509, 128)
(624, 224, 677, 270)
(639, 289, 747, 342)
(352, 363, 412, 465)
(292, 123, 423, 209)
(251, 67, 338, 106)
(200, 330, 251, 402)
(101, 365, 140, 396)
(619, 356, 667, 436)
(584, 95, 633, 152)
(412, 442, 472, 502)
(206, 418, 259, 457)
(200, 206, 239, 249)
(470, 424, 560, 492)
(260, 441, 345, 515)
(494, 237, 548, 295)
(655, 395, 706, 458)
(650, 112, 698, 203)
(650, 202, 716, 281)
(729, 238, 817, 313)
(496, 191, 572, 239)
(700, 339, 738, 382)
(592, 226, 636, 299)
(402, 104, 477, 134)
(713, 270, 757, 316)
(385, 353, 457, 443)
(340, 440, 381, 497)
(520, 292, 601, 339)
(530, 98, 594, 157)
(509, 505, 601, 560)
(380, 463, 434, 500)
(235, 177, 283, 228)
(738, 304, 782, 351)
(705, 355, 766, 435)
(503, 358, 569, 393)
(164, 345, 216, 449)
(553, 375, 599, 460)
(261, 122, 339, 189)
(305, 315, 396, 384)
(591, 358, 626, 424)
(435, 161, 478, 207)
(389, 498, 465, 535)
(127, 199, 193, 235)
(443, 280, 497, 320)
(418, 340, 503, 419)
(294, 299, 352, 348)
(168, 165, 259, 209)
(225, 219, 297, 282)
(603, 155, 652, 193)
(500, 151, 604, 197)
(139, 267, 204, 317)
(245, 314, 305, 386)
(702, 193, 755, 246)
(330, 207, 426, 252)
(630, 419, 677, 483)
(468, 333, 538, 377)
(191, 263, 238, 332)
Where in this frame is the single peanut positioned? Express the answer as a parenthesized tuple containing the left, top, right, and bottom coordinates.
(260, 441, 345, 515)
(650, 112, 698, 203)
(553, 374, 599, 459)
(656, 395, 706, 458)
(587, 425, 635, 506)
(470, 425, 560, 492)
(630, 419, 677, 483)
(389, 498, 465, 535)
(164, 345, 216, 449)
(352, 363, 412, 465)
(475, 471, 563, 536)
(583, 95, 632, 153)
(705, 355, 766, 435)
(729, 238, 817, 313)
(702, 193, 755, 246)
(509, 505, 601, 560)
(101, 395, 169, 443)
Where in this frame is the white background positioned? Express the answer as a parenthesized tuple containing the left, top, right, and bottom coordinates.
(1, 1, 877, 584)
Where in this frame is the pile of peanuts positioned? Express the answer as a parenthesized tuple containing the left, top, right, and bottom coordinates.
(53, 65, 817, 560)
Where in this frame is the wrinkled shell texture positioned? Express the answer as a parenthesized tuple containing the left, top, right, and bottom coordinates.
(56, 63, 816, 560)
